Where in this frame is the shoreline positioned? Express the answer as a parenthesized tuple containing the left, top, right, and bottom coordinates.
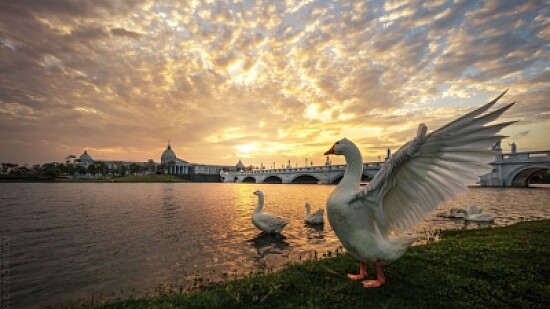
(54, 219, 550, 308)
(3, 177, 550, 187)
(0, 175, 191, 183)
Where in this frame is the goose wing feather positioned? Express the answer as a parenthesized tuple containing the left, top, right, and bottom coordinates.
(358, 91, 514, 233)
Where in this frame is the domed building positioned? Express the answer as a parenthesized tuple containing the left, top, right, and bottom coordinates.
(236, 159, 245, 171)
(160, 142, 191, 174)
(161, 144, 176, 164)
(78, 150, 93, 168)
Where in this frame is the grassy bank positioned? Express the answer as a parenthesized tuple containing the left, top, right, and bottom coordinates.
(60, 220, 549, 308)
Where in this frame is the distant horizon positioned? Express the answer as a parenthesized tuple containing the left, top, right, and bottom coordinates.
(5, 140, 545, 169)
(1, 1, 548, 167)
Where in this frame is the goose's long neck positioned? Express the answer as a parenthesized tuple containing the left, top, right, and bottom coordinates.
(339, 146, 363, 191)
(305, 204, 311, 215)
(255, 195, 264, 213)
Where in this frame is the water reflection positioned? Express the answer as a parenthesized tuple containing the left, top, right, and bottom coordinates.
(161, 185, 179, 217)
(247, 233, 290, 270)
(304, 223, 324, 240)
(248, 233, 290, 255)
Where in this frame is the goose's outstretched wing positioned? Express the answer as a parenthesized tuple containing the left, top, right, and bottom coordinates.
(362, 91, 515, 233)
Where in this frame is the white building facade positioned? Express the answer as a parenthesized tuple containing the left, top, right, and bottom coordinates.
(76, 143, 241, 179)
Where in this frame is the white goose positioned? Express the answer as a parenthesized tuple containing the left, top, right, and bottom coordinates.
(437, 208, 465, 218)
(438, 206, 483, 218)
(304, 202, 324, 225)
(252, 190, 288, 234)
(458, 208, 495, 223)
(461, 205, 484, 215)
(324, 92, 514, 288)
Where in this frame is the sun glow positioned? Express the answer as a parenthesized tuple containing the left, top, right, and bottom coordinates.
(235, 143, 257, 154)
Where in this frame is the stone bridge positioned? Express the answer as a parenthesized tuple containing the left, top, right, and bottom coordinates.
(220, 162, 384, 184)
(480, 150, 550, 187)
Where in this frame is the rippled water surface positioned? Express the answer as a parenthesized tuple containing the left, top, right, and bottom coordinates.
(0, 183, 548, 308)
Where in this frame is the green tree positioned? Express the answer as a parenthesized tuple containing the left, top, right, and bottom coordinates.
(129, 163, 140, 175)
(76, 165, 86, 176)
(87, 164, 97, 176)
(97, 162, 107, 179)
(42, 163, 60, 179)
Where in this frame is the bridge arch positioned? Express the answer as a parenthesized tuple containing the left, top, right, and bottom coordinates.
(329, 173, 344, 184)
(263, 175, 283, 184)
(290, 174, 320, 184)
(241, 176, 256, 183)
(506, 165, 550, 187)
(329, 172, 373, 184)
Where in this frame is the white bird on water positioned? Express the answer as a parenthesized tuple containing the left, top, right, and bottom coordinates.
(438, 206, 483, 218)
(324, 91, 515, 288)
(458, 208, 495, 223)
(304, 202, 324, 225)
(252, 190, 288, 234)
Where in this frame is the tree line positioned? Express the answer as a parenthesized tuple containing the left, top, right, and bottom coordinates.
(1, 161, 151, 180)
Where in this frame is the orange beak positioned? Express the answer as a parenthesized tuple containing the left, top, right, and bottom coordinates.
(324, 145, 335, 155)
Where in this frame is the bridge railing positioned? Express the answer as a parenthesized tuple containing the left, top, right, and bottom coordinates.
(223, 162, 384, 175)
(496, 150, 550, 162)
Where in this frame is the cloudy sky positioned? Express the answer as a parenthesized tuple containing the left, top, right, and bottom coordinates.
(0, 0, 548, 167)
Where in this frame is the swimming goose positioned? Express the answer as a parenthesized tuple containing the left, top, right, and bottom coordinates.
(458, 208, 495, 223)
(324, 91, 514, 288)
(304, 202, 324, 225)
(438, 206, 483, 218)
(252, 190, 288, 234)
(460, 205, 484, 215)
(437, 208, 465, 218)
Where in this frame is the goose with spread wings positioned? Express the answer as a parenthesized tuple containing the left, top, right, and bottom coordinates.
(324, 91, 515, 288)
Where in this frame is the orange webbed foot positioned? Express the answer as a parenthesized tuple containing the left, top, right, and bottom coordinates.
(361, 260, 385, 288)
(361, 279, 385, 288)
(347, 261, 367, 280)
(347, 273, 366, 280)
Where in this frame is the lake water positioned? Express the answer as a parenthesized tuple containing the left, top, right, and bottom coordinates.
(0, 183, 548, 308)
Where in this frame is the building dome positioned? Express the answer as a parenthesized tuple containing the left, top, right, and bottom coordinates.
(161, 144, 177, 164)
(79, 150, 93, 163)
(235, 159, 244, 170)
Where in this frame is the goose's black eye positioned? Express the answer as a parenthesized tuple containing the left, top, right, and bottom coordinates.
(336, 141, 340, 145)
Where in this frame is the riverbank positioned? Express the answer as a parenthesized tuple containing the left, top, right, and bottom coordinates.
(1, 174, 190, 183)
(62, 175, 190, 183)
(56, 220, 549, 309)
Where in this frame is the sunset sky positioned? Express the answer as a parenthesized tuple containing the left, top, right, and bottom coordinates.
(0, 0, 548, 167)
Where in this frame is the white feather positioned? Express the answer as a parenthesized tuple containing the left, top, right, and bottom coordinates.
(364, 91, 514, 233)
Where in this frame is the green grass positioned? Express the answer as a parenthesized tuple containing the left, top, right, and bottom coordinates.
(58, 220, 550, 308)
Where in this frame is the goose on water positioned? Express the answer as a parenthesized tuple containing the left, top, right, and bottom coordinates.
(438, 206, 483, 218)
(458, 208, 495, 223)
(252, 190, 288, 234)
(304, 202, 325, 225)
(324, 91, 514, 288)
